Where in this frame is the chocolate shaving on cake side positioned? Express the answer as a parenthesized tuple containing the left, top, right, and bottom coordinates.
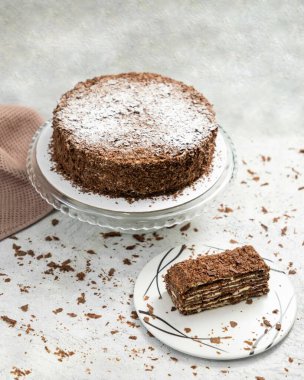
(165, 245, 270, 315)
(51, 72, 218, 199)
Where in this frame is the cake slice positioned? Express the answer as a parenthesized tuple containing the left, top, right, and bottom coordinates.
(165, 245, 270, 315)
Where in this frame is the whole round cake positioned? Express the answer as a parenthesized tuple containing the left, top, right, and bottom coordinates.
(51, 72, 218, 198)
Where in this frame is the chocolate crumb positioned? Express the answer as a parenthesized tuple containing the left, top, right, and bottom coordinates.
(132, 234, 145, 242)
(184, 327, 191, 333)
(246, 299, 253, 304)
(76, 272, 86, 281)
(218, 205, 233, 213)
(147, 304, 154, 316)
(153, 232, 163, 240)
(180, 223, 191, 232)
(126, 245, 136, 250)
(263, 319, 272, 327)
(67, 313, 77, 317)
(244, 340, 253, 346)
(20, 304, 29, 312)
(51, 218, 59, 226)
(230, 321, 238, 328)
(53, 308, 63, 314)
(108, 268, 115, 277)
(129, 335, 137, 340)
(260, 223, 268, 232)
(275, 323, 281, 331)
(1, 315, 17, 327)
(77, 293, 86, 305)
(54, 347, 75, 361)
(101, 231, 121, 239)
(10, 367, 31, 378)
(229, 239, 238, 244)
(123, 258, 132, 265)
(281, 226, 287, 236)
(85, 313, 102, 319)
(87, 249, 96, 255)
(47, 259, 74, 272)
(210, 337, 221, 344)
(130, 310, 139, 320)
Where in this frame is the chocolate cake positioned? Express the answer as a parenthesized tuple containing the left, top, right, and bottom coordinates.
(165, 246, 270, 315)
(51, 73, 218, 198)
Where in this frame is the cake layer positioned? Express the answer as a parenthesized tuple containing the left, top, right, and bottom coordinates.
(168, 279, 269, 309)
(178, 289, 269, 315)
(178, 277, 269, 306)
(179, 271, 268, 301)
(51, 72, 218, 198)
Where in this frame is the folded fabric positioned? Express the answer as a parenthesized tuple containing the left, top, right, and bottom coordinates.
(0, 105, 52, 241)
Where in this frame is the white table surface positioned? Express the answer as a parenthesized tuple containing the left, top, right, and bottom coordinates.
(1, 1, 304, 379)
(0, 134, 303, 379)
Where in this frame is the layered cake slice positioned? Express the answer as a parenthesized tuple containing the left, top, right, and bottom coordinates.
(165, 245, 270, 315)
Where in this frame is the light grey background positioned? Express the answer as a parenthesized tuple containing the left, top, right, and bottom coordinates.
(1, 0, 304, 137)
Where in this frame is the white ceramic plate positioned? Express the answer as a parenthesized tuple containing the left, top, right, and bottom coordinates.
(134, 244, 297, 360)
(36, 122, 228, 213)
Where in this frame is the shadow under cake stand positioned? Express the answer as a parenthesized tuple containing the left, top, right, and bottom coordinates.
(27, 121, 237, 232)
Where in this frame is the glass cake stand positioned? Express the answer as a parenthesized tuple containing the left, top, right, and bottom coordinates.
(27, 121, 237, 232)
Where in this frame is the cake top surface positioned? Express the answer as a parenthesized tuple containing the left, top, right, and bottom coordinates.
(53, 72, 216, 159)
(165, 245, 270, 295)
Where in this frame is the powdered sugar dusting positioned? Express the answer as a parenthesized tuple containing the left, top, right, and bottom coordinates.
(55, 76, 216, 157)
